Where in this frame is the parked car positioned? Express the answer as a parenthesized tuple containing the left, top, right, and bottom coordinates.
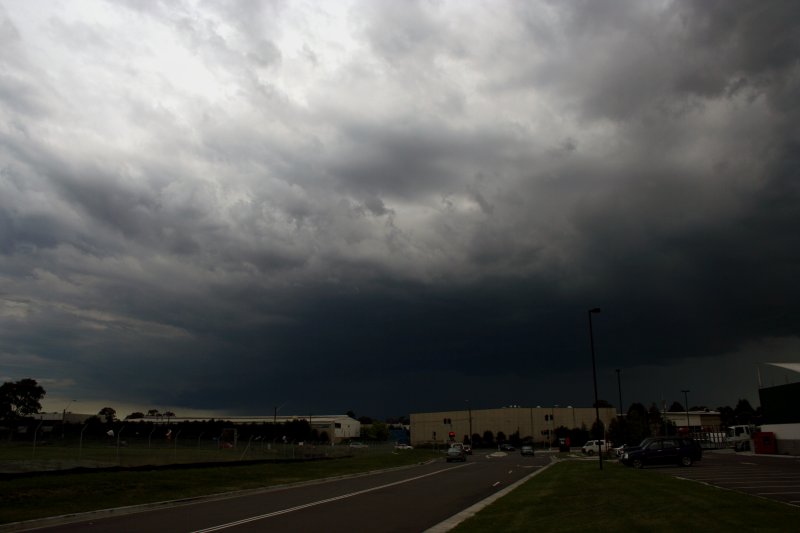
(394, 443, 414, 450)
(613, 444, 631, 457)
(499, 443, 516, 452)
(348, 441, 368, 448)
(446, 445, 467, 462)
(520, 445, 535, 456)
(581, 439, 611, 455)
(463, 444, 473, 455)
(620, 437, 702, 468)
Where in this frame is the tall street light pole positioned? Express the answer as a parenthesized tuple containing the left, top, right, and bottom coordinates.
(588, 307, 603, 471)
(616, 369, 623, 417)
(682, 389, 691, 435)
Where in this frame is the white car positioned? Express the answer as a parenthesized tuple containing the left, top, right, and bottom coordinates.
(348, 441, 368, 448)
(394, 443, 414, 450)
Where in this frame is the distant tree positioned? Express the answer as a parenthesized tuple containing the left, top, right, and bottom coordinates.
(717, 405, 735, 428)
(664, 419, 678, 435)
(318, 430, 329, 443)
(591, 419, 605, 440)
(163, 411, 175, 418)
(569, 425, 591, 447)
(482, 430, 494, 446)
(84, 415, 104, 434)
(471, 433, 483, 447)
(607, 417, 627, 445)
(626, 403, 651, 444)
(366, 421, 389, 441)
(733, 399, 756, 425)
(648, 403, 664, 434)
(346, 410, 356, 419)
(125, 412, 145, 420)
(753, 405, 763, 425)
(496, 431, 507, 443)
(357, 416, 373, 425)
(0, 378, 46, 419)
(98, 407, 117, 423)
(668, 401, 685, 412)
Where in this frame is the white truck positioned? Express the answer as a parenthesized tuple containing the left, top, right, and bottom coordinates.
(726, 425, 755, 451)
(581, 439, 612, 455)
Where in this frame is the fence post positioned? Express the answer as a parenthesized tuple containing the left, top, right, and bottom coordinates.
(116, 425, 125, 464)
(32, 421, 43, 458)
(173, 430, 182, 461)
(79, 423, 88, 460)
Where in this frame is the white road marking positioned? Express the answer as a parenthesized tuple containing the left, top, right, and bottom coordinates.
(492, 481, 501, 487)
(193, 463, 474, 532)
(736, 486, 800, 489)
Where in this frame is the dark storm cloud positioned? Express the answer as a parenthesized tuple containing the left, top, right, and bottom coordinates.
(1, 0, 798, 417)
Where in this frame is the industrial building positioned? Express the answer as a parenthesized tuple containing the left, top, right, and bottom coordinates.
(663, 410, 722, 432)
(26, 413, 361, 443)
(410, 406, 617, 447)
(759, 363, 800, 455)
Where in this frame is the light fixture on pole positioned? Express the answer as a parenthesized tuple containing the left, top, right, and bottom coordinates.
(588, 307, 603, 471)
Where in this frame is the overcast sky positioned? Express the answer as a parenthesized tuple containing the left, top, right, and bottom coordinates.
(1, 0, 799, 419)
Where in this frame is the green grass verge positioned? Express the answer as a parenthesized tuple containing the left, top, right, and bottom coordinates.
(453, 460, 800, 532)
(0, 449, 437, 524)
(0, 440, 360, 469)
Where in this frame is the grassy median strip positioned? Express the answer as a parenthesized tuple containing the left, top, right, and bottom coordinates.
(453, 460, 800, 532)
(0, 449, 437, 525)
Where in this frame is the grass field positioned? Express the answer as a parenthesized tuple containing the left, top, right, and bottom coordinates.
(0, 438, 366, 471)
(453, 460, 800, 532)
(0, 447, 437, 525)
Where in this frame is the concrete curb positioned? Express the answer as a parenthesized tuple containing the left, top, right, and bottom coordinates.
(424, 456, 559, 532)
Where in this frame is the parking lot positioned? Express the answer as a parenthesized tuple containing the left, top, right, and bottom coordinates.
(650, 450, 800, 507)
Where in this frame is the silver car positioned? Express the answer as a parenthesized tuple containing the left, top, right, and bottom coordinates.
(446, 446, 467, 462)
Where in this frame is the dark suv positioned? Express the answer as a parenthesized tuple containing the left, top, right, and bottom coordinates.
(620, 437, 702, 468)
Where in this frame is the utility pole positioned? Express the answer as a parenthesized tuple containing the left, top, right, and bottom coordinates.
(588, 307, 603, 471)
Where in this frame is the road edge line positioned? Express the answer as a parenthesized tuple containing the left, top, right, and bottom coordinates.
(425, 457, 559, 533)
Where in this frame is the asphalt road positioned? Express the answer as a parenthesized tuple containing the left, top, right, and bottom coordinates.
(643, 450, 800, 507)
(25, 451, 550, 533)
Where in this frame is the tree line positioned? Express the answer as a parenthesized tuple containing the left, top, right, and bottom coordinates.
(1, 378, 762, 447)
(607, 398, 760, 445)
